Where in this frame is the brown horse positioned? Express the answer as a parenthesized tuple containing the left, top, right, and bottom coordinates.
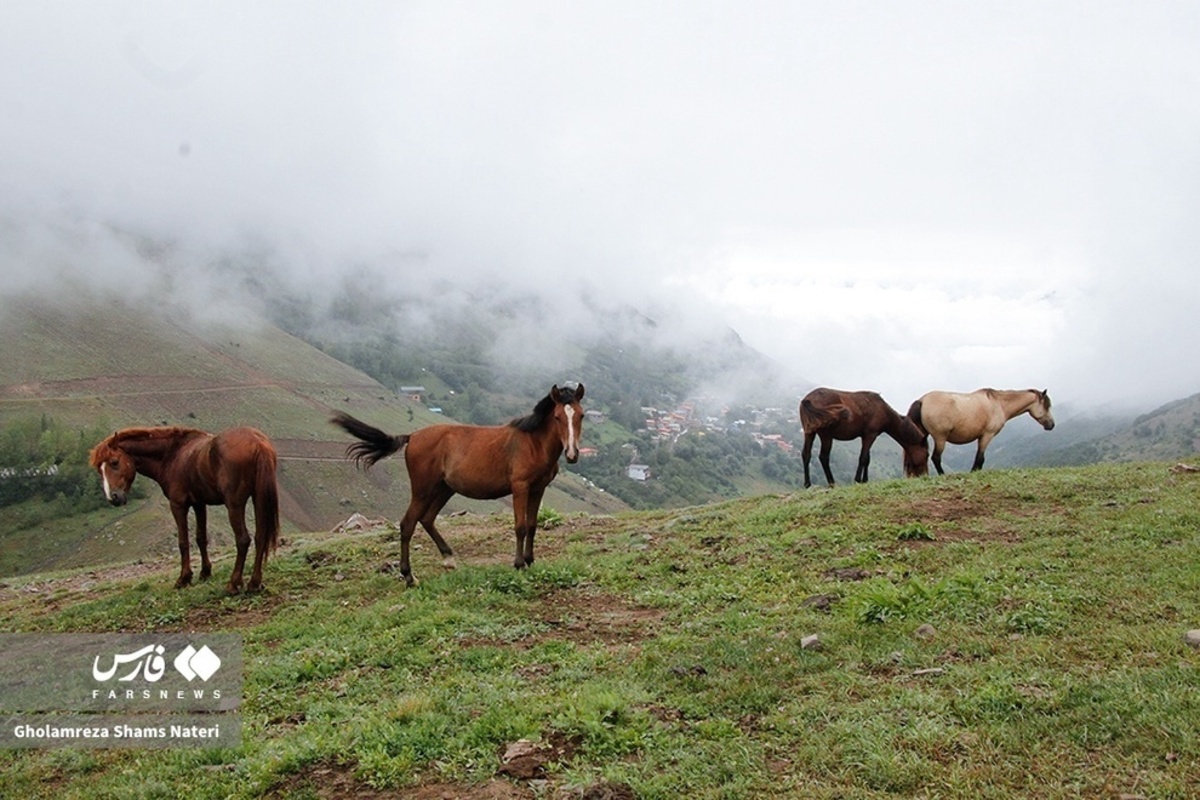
(800, 388, 930, 487)
(88, 426, 280, 593)
(331, 383, 585, 587)
(907, 388, 1055, 474)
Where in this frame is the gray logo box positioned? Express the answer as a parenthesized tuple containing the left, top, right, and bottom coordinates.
(0, 634, 242, 747)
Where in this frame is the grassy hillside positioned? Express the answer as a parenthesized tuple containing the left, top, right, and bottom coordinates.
(0, 296, 625, 577)
(2, 460, 1199, 798)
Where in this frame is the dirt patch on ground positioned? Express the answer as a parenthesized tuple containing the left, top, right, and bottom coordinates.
(266, 761, 535, 800)
(535, 587, 666, 648)
(902, 494, 990, 524)
(456, 584, 666, 653)
(265, 755, 634, 800)
(890, 490, 1037, 547)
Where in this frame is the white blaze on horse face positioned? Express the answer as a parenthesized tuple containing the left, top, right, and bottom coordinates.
(563, 404, 579, 461)
(100, 463, 112, 501)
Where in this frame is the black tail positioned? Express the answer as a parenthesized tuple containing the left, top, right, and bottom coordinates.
(330, 411, 410, 469)
(906, 399, 927, 435)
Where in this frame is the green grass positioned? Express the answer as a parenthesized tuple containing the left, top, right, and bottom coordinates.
(2, 461, 1200, 798)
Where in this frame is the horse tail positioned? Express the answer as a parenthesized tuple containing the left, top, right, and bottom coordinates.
(254, 444, 281, 556)
(330, 411, 410, 468)
(799, 398, 839, 432)
(906, 399, 927, 436)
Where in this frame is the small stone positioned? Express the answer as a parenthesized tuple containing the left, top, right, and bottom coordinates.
(1184, 630, 1200, 648)
(800, 634, 822, 650)
(912, 667, 945, 677)
(914, 624, 936, 639)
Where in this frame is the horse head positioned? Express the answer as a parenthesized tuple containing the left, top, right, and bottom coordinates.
(1030, 389, 1055, 431)
(88, 437, 137, 507)
(899, 418, 930, 477)
(550, 383, 586, 464)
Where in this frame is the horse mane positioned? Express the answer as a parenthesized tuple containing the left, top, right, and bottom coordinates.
(981, 388, 1051, 408)
(90, 426, 208, 466)
(509, 393, 557, 432)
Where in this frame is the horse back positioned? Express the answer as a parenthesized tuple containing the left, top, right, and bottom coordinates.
(176, 427, 276, 504)
(916, 391, 993, 442)
(406, 424, 524, 500)
(801, 388, 890, 438)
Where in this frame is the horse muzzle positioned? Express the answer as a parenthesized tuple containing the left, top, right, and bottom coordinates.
(564, 449, 579, 464)
(1042, 420, 1056, 431)
(108, 491, 128, 507)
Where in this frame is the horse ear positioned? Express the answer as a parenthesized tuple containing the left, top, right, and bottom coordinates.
(550, 385, 562, 402)
(574, 383, 585, 400)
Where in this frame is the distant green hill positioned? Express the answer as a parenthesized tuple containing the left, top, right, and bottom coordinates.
(0, 295, 625, 577)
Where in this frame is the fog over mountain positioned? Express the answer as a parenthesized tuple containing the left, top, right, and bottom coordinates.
(3, 2, 1198, 411)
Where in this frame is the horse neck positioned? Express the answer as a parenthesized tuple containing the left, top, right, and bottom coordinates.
(520, 420, 564, 461)
(993, 390, 1040, 420)
(881, 405, 921, 445)
(118, 431, 198, 481)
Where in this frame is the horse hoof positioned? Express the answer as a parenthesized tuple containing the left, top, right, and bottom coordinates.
(174, 575, 193, 589)
(199, 568, 212, 581)
(404, 575, 419, 588)
(441, 556, 457, 571)
(225, 584, 242, 596)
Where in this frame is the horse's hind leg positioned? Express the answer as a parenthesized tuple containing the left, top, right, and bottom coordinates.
(801, 432, 816, 488)
(225, 502, 251, 595)
(818, 435, 836, 486)
(397, 500, 426, 588)
(170, 502, 193, 588)
(194, 504, 212, 581)
(931, 438, 947, 475)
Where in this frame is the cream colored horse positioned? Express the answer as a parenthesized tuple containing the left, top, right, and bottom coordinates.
(907, 388, 1054, 474)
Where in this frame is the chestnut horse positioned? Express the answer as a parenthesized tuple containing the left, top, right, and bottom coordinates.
(800, 388, 930, 487)
(907, 388, 1055, 474)
(89, 426, 280, 593)
(331, 383, 585, 587)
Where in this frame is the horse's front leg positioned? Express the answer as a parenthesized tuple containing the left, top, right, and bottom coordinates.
(194, 504, 212, 581)
(522, 487, 547, 568)
(511, 485, 532, 570)
(225, 502, 251, 595)
(818, 436, 836, 486)
(170, 502, 193, 589)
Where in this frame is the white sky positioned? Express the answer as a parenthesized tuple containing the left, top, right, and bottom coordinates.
(1, 1, 1197, 409)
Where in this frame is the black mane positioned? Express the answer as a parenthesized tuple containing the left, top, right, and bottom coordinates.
(509, 393, 557, 432)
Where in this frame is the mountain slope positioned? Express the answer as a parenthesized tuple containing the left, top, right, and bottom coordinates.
(0, 295, 625, 577)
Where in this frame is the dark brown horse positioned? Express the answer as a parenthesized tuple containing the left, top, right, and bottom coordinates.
(800, 388, 930, 487)
(907, 388, 1054, 474)
(88, 426, 280, 593)
(331, 383, 585, 587)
